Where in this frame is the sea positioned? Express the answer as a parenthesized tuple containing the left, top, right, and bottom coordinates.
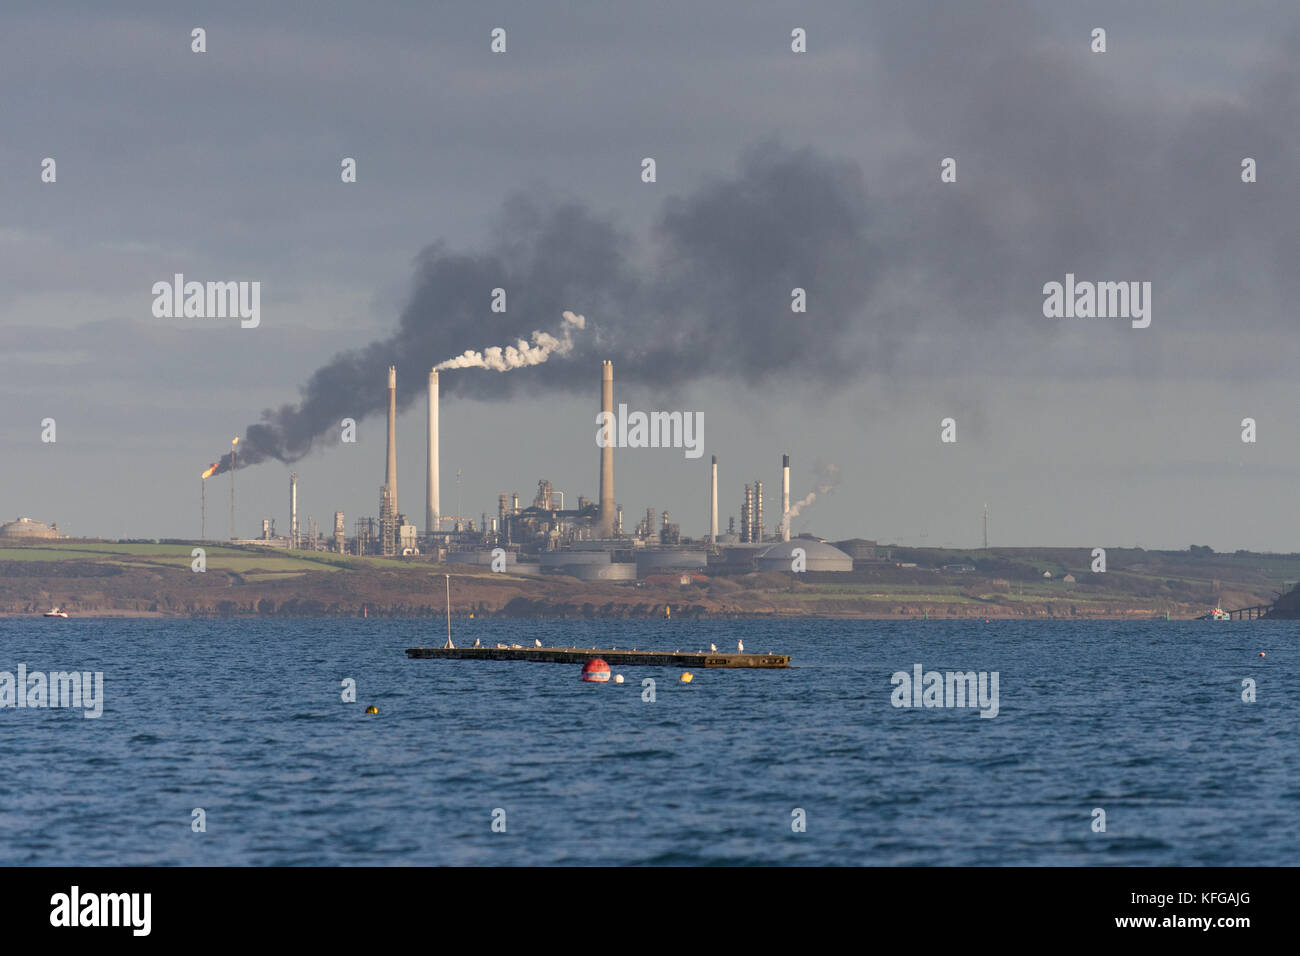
(0, 617, 1295, 866)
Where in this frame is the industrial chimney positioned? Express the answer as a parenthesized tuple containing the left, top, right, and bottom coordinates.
(385, 366, 398, 511)
(710, 455, 718, 544)
(289, 472, 299, 549)
(597, 361, 615, 537)
(427, 370, 439, 538)
(781, 453, 790, 542)
(378, 365, 399, 556)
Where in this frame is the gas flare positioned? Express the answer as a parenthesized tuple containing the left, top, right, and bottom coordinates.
(199, 438, 241, 479)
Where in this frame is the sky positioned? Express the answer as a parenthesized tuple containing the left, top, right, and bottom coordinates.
(3, 0, 1300, 551)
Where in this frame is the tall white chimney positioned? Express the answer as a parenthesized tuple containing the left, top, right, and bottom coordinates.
(781, 453, 790, 542)
(427, 370, 439, 537)
(289, 472, 299, 549)
(710, 455, 718, 543)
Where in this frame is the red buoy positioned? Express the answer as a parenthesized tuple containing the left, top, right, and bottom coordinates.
(581, 658, 611, 682)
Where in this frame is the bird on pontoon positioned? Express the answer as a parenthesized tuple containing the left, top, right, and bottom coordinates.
(710, 643, 717, 652)
(738, 640, 744, 652)
(473, 637, 481, 648)
(534, 639, 542, 647)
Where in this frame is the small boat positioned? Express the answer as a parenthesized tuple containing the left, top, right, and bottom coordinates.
(1207, 607, 1230, 621)
(43, 607, 69, 618)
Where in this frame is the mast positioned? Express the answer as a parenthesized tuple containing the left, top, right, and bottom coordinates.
(444, 573, 454, 649)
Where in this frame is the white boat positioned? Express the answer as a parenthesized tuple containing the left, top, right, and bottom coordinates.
(1208, 607, 1230, 621)
(43, 607, 69, 618)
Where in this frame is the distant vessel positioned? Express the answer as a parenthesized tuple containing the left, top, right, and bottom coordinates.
(1208, 607, 1230, 621)
(43, 607, 69, 618)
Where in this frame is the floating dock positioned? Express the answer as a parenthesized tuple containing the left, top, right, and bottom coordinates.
(405, 646, 790, 668)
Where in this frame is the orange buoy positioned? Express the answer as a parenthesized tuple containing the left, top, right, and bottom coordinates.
(581, 658, 611, 682)
(1259, 652, 1266, 657)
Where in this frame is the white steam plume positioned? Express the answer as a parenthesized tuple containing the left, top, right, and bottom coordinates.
(433, 310, 586, 372)
(784, 461, 840, 524)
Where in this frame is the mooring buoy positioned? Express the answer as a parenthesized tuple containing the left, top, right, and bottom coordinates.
(582, 658, 610, 682)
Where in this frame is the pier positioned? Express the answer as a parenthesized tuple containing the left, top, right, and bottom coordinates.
(1196, 604, 1274, 620)
(1228, 604, 1272, 620)
(405, 646, 790, 668)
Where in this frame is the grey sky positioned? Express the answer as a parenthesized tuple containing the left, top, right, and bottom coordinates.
(2, 1, 1299, 551)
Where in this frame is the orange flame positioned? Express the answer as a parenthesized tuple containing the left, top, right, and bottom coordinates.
(201, 462, 219, 479)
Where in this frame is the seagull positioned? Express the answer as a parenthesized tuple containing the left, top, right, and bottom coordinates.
(738, 640, 744, 652)
(534, 639, 542, 647)
(473, 637, 480, 648)
(710, 643, 717, 652)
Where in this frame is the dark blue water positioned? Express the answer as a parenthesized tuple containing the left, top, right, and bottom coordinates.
(0, 617, 1295, 865)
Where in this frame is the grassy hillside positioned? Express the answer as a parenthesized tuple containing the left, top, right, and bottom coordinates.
(0, 539, 1292, 619)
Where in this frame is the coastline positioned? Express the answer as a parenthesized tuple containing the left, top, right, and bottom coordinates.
(4, 540, 1293, 621)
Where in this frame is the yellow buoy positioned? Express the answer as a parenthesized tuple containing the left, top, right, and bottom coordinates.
(680, 672, 693, 683)
(364, 705, 378, 714)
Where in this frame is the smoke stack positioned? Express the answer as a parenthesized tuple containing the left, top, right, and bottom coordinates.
(781, 453, 790, 542)
(427, 370, 439, 537)
(710, 455, 718, 543)
(597, 360, 615, 537)
(289, 472, 299, 549)
(385, 366, 398, 515)
(229, 437, 238, 540)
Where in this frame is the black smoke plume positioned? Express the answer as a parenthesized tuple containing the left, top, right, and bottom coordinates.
(209, 141, 876, 474)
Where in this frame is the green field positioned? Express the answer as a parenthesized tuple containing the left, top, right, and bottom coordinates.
(0, 540, 487, 576)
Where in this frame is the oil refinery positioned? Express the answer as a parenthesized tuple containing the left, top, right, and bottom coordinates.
(210, 360, 855, 580)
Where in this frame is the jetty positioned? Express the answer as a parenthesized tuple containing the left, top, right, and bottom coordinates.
(405, 646, 790, 668)
(1226, 603, 1273, 620)
(1196, 603, 1274, 620)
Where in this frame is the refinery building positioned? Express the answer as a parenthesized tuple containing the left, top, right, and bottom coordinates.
(237, 359, 853, 579)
